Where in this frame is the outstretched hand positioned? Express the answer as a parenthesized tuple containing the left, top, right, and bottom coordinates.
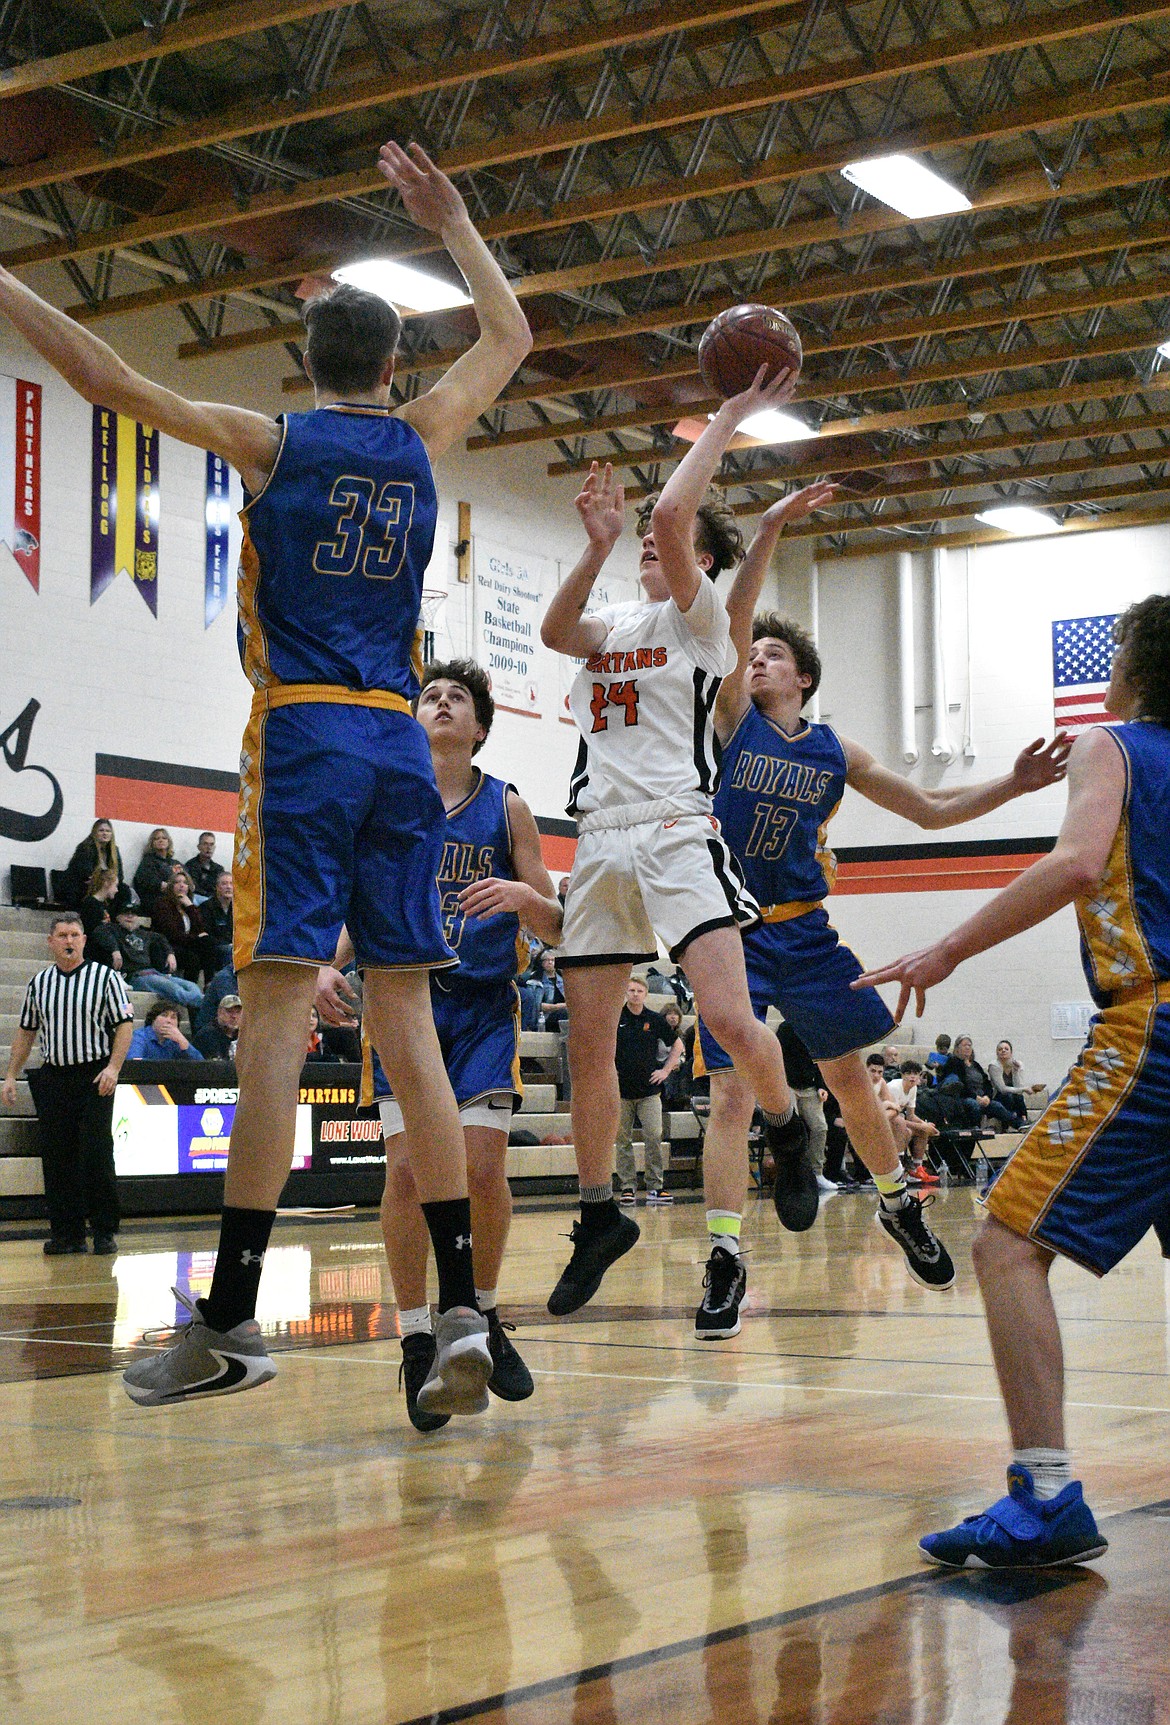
(722, 363, 799, 428)
(1011, 732, 1073, 793)
(575, 460, 625, 550)
(852, 940, 959, 1024)
(377, 141, 467, 234)
(760, 481, 839, 532)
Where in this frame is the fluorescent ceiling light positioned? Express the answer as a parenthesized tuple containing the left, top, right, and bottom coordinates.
(840, 154, 971, 219)
(731, 408, 817, 443)
(975, 505, 1057, 536)
(331, 259, 471, 313)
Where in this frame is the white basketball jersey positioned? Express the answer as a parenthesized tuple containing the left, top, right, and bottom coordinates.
(567, 578, 735, 816)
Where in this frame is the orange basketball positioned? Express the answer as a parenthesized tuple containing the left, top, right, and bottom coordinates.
(698, 303, 803, 398)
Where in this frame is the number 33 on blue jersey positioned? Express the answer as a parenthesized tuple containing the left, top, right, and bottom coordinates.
(313, 475, 416, 580)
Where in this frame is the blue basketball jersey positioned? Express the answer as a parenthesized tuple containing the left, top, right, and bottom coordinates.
(1078, 719, 1170, 1003)
(238, 406, 438, 698)
(713, 706, 847, 910)
(439, 771, 527, 984)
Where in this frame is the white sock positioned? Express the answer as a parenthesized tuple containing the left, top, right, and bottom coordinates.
(475, 1286, 498, 1313)
(761, 1102, 795, 1127)
(707, 1210, 741, 1257)
(398, 1304, 432, 1339)
(1013, 1447, 1072, 1500)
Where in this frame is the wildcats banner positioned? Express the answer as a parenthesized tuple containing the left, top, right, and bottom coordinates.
(91, 407, 160, 613)
(0, 375, 41, 589)
(204, 452, 242, 629)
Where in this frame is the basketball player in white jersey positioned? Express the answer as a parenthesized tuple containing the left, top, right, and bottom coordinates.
(540, 367, 834, 1315)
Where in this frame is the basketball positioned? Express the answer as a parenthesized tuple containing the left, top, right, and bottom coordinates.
(698, 303, 803, 398)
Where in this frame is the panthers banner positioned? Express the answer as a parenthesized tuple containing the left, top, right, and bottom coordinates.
(0, 374, 41, 590)
(91, 406, 160, 613)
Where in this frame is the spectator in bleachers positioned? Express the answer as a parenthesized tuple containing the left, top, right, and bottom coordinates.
(151, 867, 216, 983)
(193, 993, 242, 1061)
(202, 872, 234, 971)
(79, 868, 123, 965)
(939, 1035, 1017, 1131)
(660, 1003, 692, 1109)
(534, 949, 567, 1032)
(62, 819, 125, 910)
(614, 977, 683, 1204)
(777, 1020, 833, 1192)
(925, 1033, 952, 1083)
(866, 1051, 913, 1155)
(128, 1000, 204, 1062)
(195, 961, 238, 1034)
(110, 907, 202, 1013)
(881, 1043, 902, 1081)
(886, 1059, 941, 1184)
(132, 827, 177, 914)
(305, 1005, 343, 1064)
(988, 1039, 1042, 1126)
(185, 831, 224, 902)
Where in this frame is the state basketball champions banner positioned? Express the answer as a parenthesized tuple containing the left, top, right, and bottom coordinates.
(0, 375, 41, 589)
(204, 452, 243, 629)
(472, 536, 549, 718)
(91, 407, 160, 613)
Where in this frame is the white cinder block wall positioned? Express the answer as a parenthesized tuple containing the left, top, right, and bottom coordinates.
(2, 298, 1166, 1087)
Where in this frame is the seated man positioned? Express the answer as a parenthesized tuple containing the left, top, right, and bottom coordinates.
(885, 1059, 941, 1183)
(128, 1000, 204, 1061)
(202, 873, 235, 972)
(193, 993, 242, 1060)
(111, 909, 203, 1012)
(185, 831, 224, 901)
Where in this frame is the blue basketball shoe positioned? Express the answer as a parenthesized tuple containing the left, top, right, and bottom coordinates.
(920, 1466, 1107, 1569)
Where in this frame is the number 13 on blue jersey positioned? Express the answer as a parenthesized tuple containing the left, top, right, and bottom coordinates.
(313, 475, 416, 580)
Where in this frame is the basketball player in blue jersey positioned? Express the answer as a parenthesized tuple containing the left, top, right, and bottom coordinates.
(0, 141, 532, 1411)
(691, 502, 1071, 1340)
(317, 660, 562, 1429)
(859, 596, 1170, 1569)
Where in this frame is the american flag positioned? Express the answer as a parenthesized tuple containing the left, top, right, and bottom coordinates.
(1051, 614, 1119, 734)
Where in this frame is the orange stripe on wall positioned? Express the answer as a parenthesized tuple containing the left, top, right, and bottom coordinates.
(539, 833, 577, 873)
(834, 853, 1046, 895)
(94, 775, 238, 833)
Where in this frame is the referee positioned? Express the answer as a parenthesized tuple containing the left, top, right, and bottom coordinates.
(2, 913, 134, 1255)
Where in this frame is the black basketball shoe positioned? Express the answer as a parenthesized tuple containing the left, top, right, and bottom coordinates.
(875, 1194, 955, 1289)
(765, 1107, 819, 1232)
(547, 1209, 640, 1316)
(399, 1332, 451, 1432)
(695, 1246, 747, 1340)
(486, 1310, 535, 1400)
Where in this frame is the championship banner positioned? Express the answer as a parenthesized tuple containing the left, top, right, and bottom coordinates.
(0, 375, 41, 590)
(91, 407, 160, 613)
(204, 452, 243, 628)
(472, 536, 549, 718)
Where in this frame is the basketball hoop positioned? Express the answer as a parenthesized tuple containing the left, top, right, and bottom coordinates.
(420, 588, 447, 631)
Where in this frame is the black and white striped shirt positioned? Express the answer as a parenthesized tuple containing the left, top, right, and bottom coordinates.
(19, 962, 134, 1067)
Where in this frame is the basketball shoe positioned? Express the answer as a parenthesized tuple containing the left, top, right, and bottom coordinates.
(122, 1289, 276, 1405)
(486, 1311, 535, 1400)
(765, 1108, 818, 1231)
(399, 1333, 450, 1432)
(920, 1467, 1107, 1569)
(547, 1209, 640, 1315)
(874, 1193, 955, 1289)
(415, 1306, 492, 1417)
(694, 1246, 747, 1340)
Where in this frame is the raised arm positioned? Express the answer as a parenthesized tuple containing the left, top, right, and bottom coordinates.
(457, 792, 564, 947)
(841, 731, 1072, 829)
(382, 143, 531, 459)
(0, 268, 281, 494)
(650, 365, 799, 614)
(855, 728, 1125, 1020)
(714, 482, 839, 739)
(540, 460, 620, 658)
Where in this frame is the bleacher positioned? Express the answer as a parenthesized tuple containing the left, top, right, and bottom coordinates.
(0, 904, 704, 1207)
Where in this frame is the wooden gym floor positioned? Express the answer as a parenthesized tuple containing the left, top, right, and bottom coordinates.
(0, 1190, 1167, 1723)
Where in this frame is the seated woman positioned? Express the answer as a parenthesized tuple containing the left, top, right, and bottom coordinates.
(79, 867, 124, 964)
(128, 1000, 204, 1061)
(987, 1039, 1045, 1125)
(660, 1002, 691, 1109)
(132, 827, 177, 915)
(304, 1004, 343, 1064)
(150, 867, 216, 983)
(63, 819, 126, 910)
(939, 1034, 1017, 1131)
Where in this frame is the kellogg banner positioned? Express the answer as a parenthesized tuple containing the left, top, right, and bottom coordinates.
(0, 375, 41, 590)
(91, 407, 160, 613)
(472, 536, 549, 718)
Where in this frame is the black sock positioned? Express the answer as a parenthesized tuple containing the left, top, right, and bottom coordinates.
(421, 1197, 477, 1312)
(579, 1195, 620, 1234)
(201, 1205, 276, 1331)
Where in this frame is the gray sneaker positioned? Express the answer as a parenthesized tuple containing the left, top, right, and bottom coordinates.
(415, 1306, 492, 1417)
(122, 1289, 277, 1406)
